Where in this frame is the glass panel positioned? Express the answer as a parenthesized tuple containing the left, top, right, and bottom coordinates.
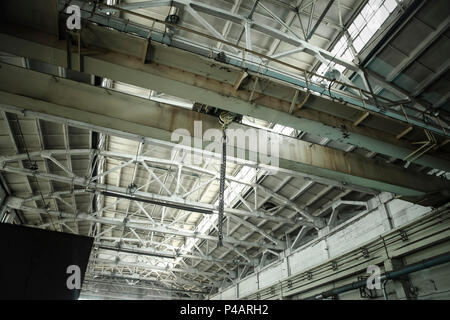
(361, 6, 374, 20)
(354, 15, 365, 30)
(369, 0, 383, 8)
(359, 27, 371, 43)
(384, 0, 398, 13)
(353, 36, 364, 52)
(348, 23, 358, 37)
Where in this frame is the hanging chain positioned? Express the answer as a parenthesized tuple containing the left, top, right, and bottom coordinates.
(218, 127, 226, 247)
(217, 112, 234, 247)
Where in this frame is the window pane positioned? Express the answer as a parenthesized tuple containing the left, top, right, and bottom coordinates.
(361, 6, 373, 20)
(378, 5, 389, 21)
(354, 15, 365, 30)
(354, 36, 364, 52)
(359, 27, 371, 43)
(371, 5, 389, 30)
(348, 23, 358, 37)
(369, 13, 382, 30)
(369, 0, 382, 8)
(384, 0, 397, 13)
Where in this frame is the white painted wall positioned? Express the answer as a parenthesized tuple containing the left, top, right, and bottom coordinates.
(210, 194, 435, 300)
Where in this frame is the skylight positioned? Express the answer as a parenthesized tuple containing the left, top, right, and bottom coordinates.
(313, 0, 400, 83)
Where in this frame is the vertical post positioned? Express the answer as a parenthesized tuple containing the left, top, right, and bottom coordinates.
(384, 258, 417, 300)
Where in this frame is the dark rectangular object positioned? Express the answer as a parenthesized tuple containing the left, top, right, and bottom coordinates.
(0, 223, 93, 300)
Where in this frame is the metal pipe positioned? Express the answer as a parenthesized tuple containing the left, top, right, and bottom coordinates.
(99, 191, 214, 215)
(310, 253, 450, 299)
(96, 245, 176, 259)
(381, 279, 389, 300)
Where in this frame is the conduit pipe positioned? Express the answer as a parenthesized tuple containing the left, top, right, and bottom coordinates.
(309, 253, 450, 299)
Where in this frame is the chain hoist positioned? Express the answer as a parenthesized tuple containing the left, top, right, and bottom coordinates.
(217, 111, 235, 247)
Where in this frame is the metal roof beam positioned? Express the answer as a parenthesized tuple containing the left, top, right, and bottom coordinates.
(5, 188, 284, 250)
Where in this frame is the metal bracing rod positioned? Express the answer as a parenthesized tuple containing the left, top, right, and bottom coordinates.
(81, 289, 192, 300)
(82, 275, 204, 295)
(306, 0, 316, 40)
(100, 0, 174, 11)
(94, 242, 252, 266)
(62, 123, 79, 233)
(203, 179, 320, 271)
(182, 176, 216, 199)
(263, 0, 306, 65)
(134, 151, 179, 239)
(93, 0, 360, 72)
(229, 214, 283, 247)
(192, 176, 294, 272)
(217, 0, 243, 51)
(255, 184, 320, 226)
(141, 161, 173, 196)
(55, 0, 448, 131)
(92, 270, 214, 291)
(94, 257, 220, 279)
(84, 278, 208, 295)
(270, 47, 305, 60)
(99, 236, 195, 254)
(82, 280, 197, 299)
(6, 193, 283, 250)
(105, 0, 345, 31)
(122, 143, 144, 225)
(7, 151, 312, 231)
(35, 118, 65, 232)
(185, 5, 234, 47)
(0, 150, 260, 190)
(0, 157, 306, 227)
(224, 180, 254, 212)
(91, 159, 134, 182)
(257, 2, 303, 42)
(306, 0, 335, 40)
(41, 151, 74, 178)
(327, 207, 339, 228)
(290, 225, 312, 250)
(134, 201, 155, 224)
(284, 188, 353, 238)
(1, 111, 44, 224)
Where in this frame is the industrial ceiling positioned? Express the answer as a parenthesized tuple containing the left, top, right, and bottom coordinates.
(0, 0, 449, 299)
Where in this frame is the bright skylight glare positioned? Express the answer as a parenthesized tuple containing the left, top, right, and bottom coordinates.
(312, 0, 399, 84)
(172, 118, 298, 266)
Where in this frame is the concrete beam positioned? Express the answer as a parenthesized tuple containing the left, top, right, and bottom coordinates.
(0, 63, 449, 201)
(0, 24, 449, 173)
